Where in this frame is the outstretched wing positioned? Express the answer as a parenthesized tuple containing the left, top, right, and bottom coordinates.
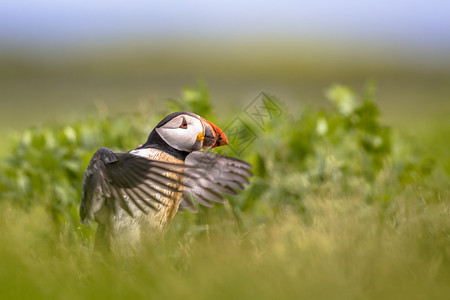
(180, 151, 253, 212)
(79, 147, 186, 225)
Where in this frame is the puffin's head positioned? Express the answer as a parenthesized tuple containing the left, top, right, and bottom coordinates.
(152, 111, 228, 153)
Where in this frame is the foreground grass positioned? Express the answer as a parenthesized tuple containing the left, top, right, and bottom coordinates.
(1, 185, 448, 300)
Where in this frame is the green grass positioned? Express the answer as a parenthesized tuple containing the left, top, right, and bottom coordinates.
(0, 83, 449, 299)
(1, 190, 448, 299)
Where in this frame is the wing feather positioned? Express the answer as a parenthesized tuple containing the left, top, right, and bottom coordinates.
(180, 152, 252, 212)
(79, 147, 186, 225)
(80, 148, 253, 224)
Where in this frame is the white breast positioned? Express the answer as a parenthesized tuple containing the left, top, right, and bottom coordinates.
(129, 148, 161, 158)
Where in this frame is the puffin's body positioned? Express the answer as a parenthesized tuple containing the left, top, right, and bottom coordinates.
(80, 112, 252, 254)
(93, 148, 184, 253)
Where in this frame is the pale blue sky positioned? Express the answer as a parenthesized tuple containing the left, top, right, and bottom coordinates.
(0, 0, 449, 50)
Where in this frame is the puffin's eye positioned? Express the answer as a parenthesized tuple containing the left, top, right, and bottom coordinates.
(179, 117, 188, 129)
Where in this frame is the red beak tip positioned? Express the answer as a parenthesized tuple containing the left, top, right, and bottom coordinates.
(219, 134, 228, 146)
(204, 119, 228, 148)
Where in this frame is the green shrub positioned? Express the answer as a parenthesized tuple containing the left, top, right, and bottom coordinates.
(0, 82, 438, 232)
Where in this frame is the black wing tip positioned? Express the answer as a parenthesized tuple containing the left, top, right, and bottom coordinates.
(93, 147, 119, 164)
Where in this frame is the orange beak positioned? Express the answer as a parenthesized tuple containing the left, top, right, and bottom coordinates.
(201, 118, 228, 150)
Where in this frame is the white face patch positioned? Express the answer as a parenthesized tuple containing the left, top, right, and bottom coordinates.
(155, 115, 203, 152)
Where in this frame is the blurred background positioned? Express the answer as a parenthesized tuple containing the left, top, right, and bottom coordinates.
(1, 0, 449, 133)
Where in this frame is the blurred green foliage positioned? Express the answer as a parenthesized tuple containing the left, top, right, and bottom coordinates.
(0, 82, 448, 299)
(0, 82, 441, 229)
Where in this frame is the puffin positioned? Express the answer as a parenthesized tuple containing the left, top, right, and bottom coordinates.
(79, 111, 252, 254)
